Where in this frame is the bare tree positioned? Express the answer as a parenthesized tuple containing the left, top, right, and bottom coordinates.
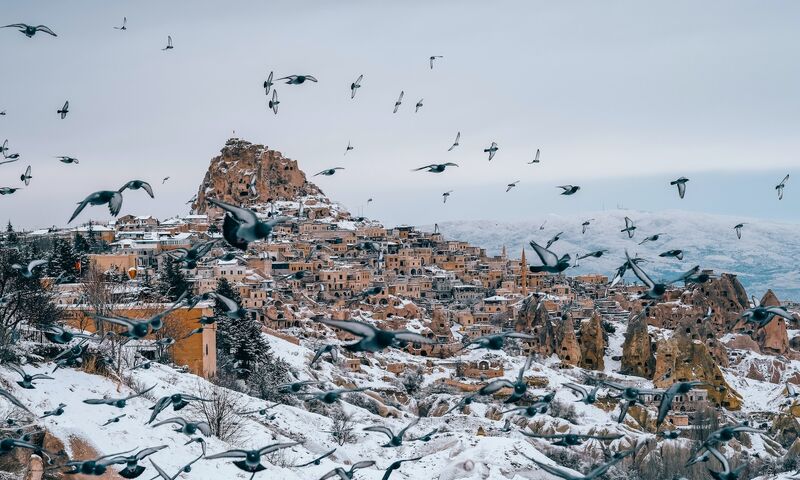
(190, 381, 245, 444)
(329, 408, 356, 446)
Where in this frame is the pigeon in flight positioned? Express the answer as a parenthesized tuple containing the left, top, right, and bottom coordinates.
(557, 185, 580, 195)
(733, 223, 745, 239)
(19, 165, 31, 185)
(57, 156, 79, 164)
(413, 163, 458, 173)
(563, 381, 601, 404)
(83, 385, 156, 409)
(101, 414, 127, 426)
(415, 98, 423, 113)
(350, 74, 363, 99)
(278, 380, 324, 394)
(114, 17, 127, 30)
(659, 249, 684, 260)
(429, 55, 443, 69)
(524, 448, 635, 480)
(11, 259, 47, 278)
(6, 364, 53, 389)
(301, 387, 369, 404)
(581, 219, 594, 234)
(393, 91, 404, 113)
(739, 298, 795, 329)
(776, 174, 789, 200)
(528, 149, 541, 164)
(162, 35, 173, 50)
(670, 176, 689, 199)
(638, 233, 665, 245)
(522, 432, 623, 447)
(624, 251, 695, 300)
(263, 71, 273, 96)
(277, 74, 317, 85)
(656, 381, 706, 427)
(344, 141, 354, 155)
(442, 190, 453, 203)
(546, 231, 563, 249)
(0, 387, 30, 413)
(603, 379, 663, 423)
(0, 187, 21, 195)
(478, 356, 534, 403)
(320, 461, 376, 480)
(314, 167, 344, 177)
(506, 181, 519, 192)
(317, 318, 434, 353)
(528, 240, 571, 274)
(577, 250, 608, 260)
(461, 332, 535, 351)
(381, 457, 422, 480)
(484, 142, 498, 161)
(41, 403, 67, 419)
(621, 216, 636, 238)
(363, 417, 419, 447)
(162, 176, 170, 184)
(148, 393, 210, 424)
(293, 448, 336, 468)
(119, 180, 154, 198)
(57, 100, 69, 119)
(206, 198, 291, 250)
(41, 325, 95, 344)
(2, 24, 57, 37)
(152, 417, 211, 436)
(268, 89, 279, 114)
(69, 191, 124, 223)
(705, 446, 746, 480)
(106, 445, 167, 479)
(310, 344, 338, 367)
(448, 132, 460, 151)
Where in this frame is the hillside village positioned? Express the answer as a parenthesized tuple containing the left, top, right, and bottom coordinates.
(3, 138, 800, 480)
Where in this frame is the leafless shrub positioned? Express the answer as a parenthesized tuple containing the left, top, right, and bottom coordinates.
(547, 399, 579, 423)
(400, 368, 424, 396)
(329, 408, 357, 446)
(189, 381, 246, 444)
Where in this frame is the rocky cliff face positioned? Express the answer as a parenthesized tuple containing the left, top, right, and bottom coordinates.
(193, 138, 325, 216)
(556, 314, 581, 366)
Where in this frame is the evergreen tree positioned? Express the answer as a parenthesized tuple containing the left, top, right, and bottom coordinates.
(47, 237, 80, 279)
(156, 257, 191, 301)
(5, 221, 18, 244)
(213, 278, 290, 402)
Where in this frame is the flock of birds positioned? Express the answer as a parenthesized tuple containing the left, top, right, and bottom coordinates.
(0, 15, 797, 480)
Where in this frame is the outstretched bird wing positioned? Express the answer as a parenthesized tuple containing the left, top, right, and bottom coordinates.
(478, 379, 515, 395)
(393, 330, 435, 344)
(318, 318, 377, 339)
(364, 426, 395, 440)
(207, 198, 257, 228)
(529, 240, 558, 267)
(625, 251, 655, 289)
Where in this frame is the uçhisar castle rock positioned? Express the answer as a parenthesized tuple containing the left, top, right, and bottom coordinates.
(193, 138, 325, 216)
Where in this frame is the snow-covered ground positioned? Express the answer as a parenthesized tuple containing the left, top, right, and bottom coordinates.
(0, 326, 791, 479)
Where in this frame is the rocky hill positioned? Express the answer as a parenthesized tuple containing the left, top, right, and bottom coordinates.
(193, 138, 324, 216)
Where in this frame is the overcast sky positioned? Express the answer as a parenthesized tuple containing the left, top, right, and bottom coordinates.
(1, 0, 798, 230)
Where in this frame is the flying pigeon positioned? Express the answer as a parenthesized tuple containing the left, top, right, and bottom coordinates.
(415, 98, 423, 113)
(528, 149, 541, 164)
(6, 364, 53, 389)
(363, 417, 419, 448)
(57, 156, 79, 164)
(19, 165, 31, 185)
(148, 393, 210, 424)
(621, 216, 636, 238)
(413, 163, 458, 173)
(2, 24, 57, 37)
(277, 74, 317, 85)
(670, 176, 689, 199)
(659, 249, 684, 260)
(638, 233, 665, 245)
(114, 17, 127, 30)
(557, 185, 580, 195)
(429, 55, 443, 69)
(484, 142, 498, 161)
(344, 141, 353, 155)
(119, 180, 154, 198)
(11, 259, 47, 278)
(293, 448, 337, 468)
(393, 91, 404, 113)
(152, 417, 211, 436)
(776, 174, 789, 200)
(314, 167, 344, 177)
(478, 356, 534, 403)
(546, 231, 563, 249)
(350, 74, 363, 99)
(206, 442, 300, 474)
(317, 318, 434, 353)
(506, 181, 519, 192)
(733, 223, 745, 239)
(69, 191, 124, 223)
(581, 219, 594, 234)
(448, 131, 460, 151)
(263, 71, 273, 95)
(0, 187, 21, 195)
(528, 240, 571, 274)
(57, 100, 69, 119)
(460, 332, 535, 351)
(83, 385, 156, 409)
(162, 35, 173, 51)
(442, 190, 453, 203)
(206, 198, 291, 250)
(268, 89, 279, 114)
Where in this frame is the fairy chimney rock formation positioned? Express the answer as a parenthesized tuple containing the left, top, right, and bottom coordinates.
(579, 312, 606, 371)
(621, 312, 655, 378)
(556, 314, 581, 366)
(757, 289, 790, 355)
(194, 138, 324, 216)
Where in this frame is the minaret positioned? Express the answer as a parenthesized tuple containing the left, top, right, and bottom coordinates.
(501, 245, 507, 259)
(520, 248, 528, 295)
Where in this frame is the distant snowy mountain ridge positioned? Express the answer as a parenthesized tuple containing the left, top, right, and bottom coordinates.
(429, 210, 800, 301)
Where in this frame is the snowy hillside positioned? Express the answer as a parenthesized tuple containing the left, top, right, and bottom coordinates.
(2, 323, 793, 480)
(430, 210, 800, 301)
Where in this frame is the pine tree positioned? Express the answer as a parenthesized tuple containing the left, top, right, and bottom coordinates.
(156, 257, 191, 301)
(47, 237, 79, 279)
(5, 221, 17, 244)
